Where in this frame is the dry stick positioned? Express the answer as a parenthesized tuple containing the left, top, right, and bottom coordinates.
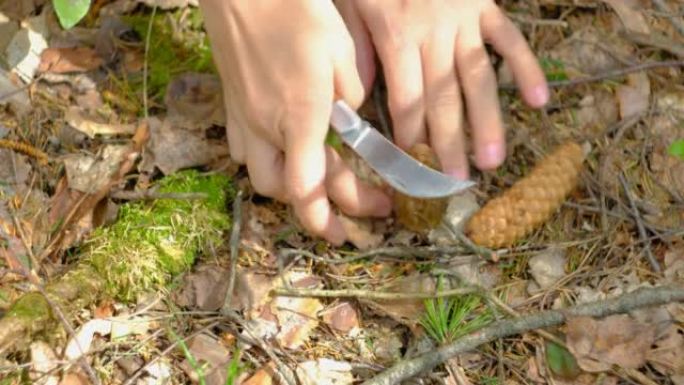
(651, 0, 684, 37)
(142, 5, 157, 119)
(500, 60, 684, 91)
(280, 245, 472, 265)
(109, 190, 208, 201)
(618, 173, 661, 274)
(363, 286, 684, 385)
(222, 309, 297, 385)
(272, 286, 479, 300)
(222, 189, 243, 314)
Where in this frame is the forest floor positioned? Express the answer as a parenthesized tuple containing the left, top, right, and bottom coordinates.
(0, 0, 683, 384)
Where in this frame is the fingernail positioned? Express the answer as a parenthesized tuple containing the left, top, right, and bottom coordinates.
(480, 142, 505, 169)
(446, 167, 470, 181)
(530, 85, 549, 107)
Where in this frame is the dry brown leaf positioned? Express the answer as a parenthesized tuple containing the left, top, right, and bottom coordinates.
(616, 72, 650, 119)
(58, 372, 89, 385)
(647, 323, 684, 380)
(139, 117, 229, 175)
(602, 0, 651, 34)
(527, 248, 566, 293)
(566, 315, 656, 372)
(174, 265, 230, 311)
(372, 273, 436, 324)
(338, 214, 383, 250)
(38, 46, 103, 74)
(179, 334, 232, 385)
(321, 301, 360, 334)
(242, 363, 276, 385)
(164, 72, 225, 128)
(663, 245, 684, 284)
(63, 145, 130, 193)
(65, 107, 136, 138)
(30, 341, 59, 385)
(269, 272, 323, 349)
(296, 359, 354, 385)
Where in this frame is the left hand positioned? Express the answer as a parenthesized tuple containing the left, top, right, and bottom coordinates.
(336, 0, 549, 179)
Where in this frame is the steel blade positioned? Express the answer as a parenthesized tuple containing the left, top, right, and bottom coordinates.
(330, 101, 474, 198)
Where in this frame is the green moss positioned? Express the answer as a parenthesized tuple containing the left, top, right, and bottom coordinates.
(86, 170, 232, 301)
(7, 292, 50, 320)
(122, 9, 215, 107)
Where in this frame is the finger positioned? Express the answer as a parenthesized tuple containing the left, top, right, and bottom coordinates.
(481, 6, 548, 108)
(284, 102, 346, 245)
(245, 130, 287, 202)
(455, 27, 505, 170)
(325, 146, 392, 217)
(377, 43, 426, 150)
(421, 28, 469, 180)
(335, 0, 377, 97)
(225, 97, 247, 163)
(331, 34, 365, 109)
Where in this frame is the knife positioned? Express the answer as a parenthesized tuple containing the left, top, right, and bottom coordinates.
(329, 100, 475, 198)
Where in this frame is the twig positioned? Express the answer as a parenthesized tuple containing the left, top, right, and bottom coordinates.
(443, 221, 497, 261)
(142, 5, 158, 119)
(222, 309, 297, 385)
(272, 286, 479, 300)
(109, 190, 208, 201)
(500, 60, 684, 90)
(122, 321, 219, 385)
(651, 0, 684, 37)
(618, 173, 661, 273)
(279, 245, 473, 265)
(222, 189, 243, 314)
(363, 286, 684, 385)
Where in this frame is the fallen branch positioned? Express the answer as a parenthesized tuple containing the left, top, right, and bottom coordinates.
(272, 286, 479, 300)
(363, 285, 684, 385)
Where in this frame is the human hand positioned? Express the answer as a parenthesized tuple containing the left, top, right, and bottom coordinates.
(337, 0, 549, 179)
(199, 0, 392, 245)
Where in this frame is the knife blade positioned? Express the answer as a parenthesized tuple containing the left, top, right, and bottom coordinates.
(329, 100, 475, 198)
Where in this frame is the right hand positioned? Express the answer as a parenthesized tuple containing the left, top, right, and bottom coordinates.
(198, 0, 392, 245)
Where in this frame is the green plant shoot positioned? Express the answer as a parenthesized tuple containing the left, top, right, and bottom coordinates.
(53, 0, 91, 29)
(668, 139, 684, 160)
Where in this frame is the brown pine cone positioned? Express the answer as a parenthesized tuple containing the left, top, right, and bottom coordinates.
(394, 144, 449, 232)
(465, 142, 585, 248)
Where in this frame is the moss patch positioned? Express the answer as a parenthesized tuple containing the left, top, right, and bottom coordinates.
(86, 170, 232, 301)
(122, 9, 215, 105)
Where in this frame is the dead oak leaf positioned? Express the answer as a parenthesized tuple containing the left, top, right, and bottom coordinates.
(38, 46, 103, 74)
(566, 315, 656, 372)
(321, 301, 360, 334)
(164, 72, 225, 128)
(139, 117, 229, 175)
(602, 0, 650, 34)
(179, 334, 233, 385)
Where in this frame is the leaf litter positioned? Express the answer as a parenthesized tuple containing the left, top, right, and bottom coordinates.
(0, 1, 683, 384)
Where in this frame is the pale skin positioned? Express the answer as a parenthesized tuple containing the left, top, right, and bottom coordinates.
(198, 0, 549, 245)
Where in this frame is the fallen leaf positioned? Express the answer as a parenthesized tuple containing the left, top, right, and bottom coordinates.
(546, 341, 581, 379)
(0, 149, 31, 187)
(338, 214, 383, 250)
(616, 72, 650, 119)
(30, 341, 59, 385)
(144, 360, 172, 384)
(372, 273, 436, 324)
(58, 372, 89, 385)
(602, 0, 650, 34)
(272, 296, 323, 349)
(242, 363, 275, 385)
(110, 316, 152, 340)
(447, 261, 501, 290)
(527, 248, 566, 293)
(179, 334, 232, 385)
(65, 319, 112, 361)
(548, 27, 633, 75)
(139, 117, 229, 175)
(358, 321, 404, 365)
(175, 265, 230, 311)
(65, 107, 137, 138)
(647, 323, 684, 380)
(164, 72, 225, 128)
(321, 301, 360, 334)
(5, 12, 49, 82)
(0, 0, 45, 21)
(0, 69, 30, 116)
(296, 359, 354, 385)
(63, 145, 131, 193)
(38, 46, 103, 74)
(566, 315, 656, 372)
